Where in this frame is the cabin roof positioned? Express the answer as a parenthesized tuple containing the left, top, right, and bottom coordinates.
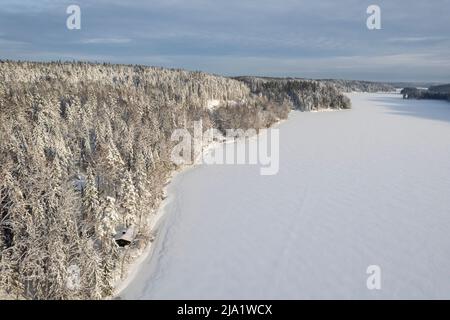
(115, 227, 135, 243)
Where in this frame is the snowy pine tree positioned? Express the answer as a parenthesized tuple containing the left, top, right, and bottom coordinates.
(98, 197, 119, 244)
(79, 238, 104, 299)
(82, 167, 100, 234)
(120, 171, 138, 228)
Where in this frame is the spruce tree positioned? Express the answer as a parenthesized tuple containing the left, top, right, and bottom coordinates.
(121, 171, 138, 228)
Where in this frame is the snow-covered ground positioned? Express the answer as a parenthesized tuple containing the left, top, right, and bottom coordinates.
(119, 93, 450, 299)
(206, 99, 221, 110)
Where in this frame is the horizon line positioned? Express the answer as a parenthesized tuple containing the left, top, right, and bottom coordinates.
(1, 57, 446, 85)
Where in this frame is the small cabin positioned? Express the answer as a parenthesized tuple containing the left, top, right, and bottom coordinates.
(115, 227, 135, 247)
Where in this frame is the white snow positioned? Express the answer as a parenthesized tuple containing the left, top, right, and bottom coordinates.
(206, 99, 244, 110)
(118, 93, 450, 299)
(206, 99, 221, 110)
(310, 108, 340, 113)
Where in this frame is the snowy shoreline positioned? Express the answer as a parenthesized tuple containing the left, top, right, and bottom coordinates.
(113, 112, 288, 298)
(113, 96, 360, 298)
(118, 92, 450, 299)
(113, 94, 371, 298)
(112, 169, 180, 297)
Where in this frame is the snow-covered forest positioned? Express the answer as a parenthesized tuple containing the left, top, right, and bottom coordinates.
(236, 77, 352, 111)
(0, 61, 352, 299)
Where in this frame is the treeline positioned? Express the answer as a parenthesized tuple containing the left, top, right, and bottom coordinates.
(401, 85, 450, 101)
(429, 84, 450, 94)
(235, 77, 351, 111)
(320, 79, 395, 93)
(0, 61, 351, 300)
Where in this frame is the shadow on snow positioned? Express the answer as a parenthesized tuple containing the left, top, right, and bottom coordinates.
(367, 95, 450, 124)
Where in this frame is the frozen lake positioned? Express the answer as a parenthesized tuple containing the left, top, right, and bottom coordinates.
(120, 93, 450, 299)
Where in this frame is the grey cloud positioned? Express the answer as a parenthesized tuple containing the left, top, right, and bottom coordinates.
(0, 0, 449, 82)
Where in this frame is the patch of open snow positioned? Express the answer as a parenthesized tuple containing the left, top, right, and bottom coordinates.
(119, 93, 450, 299)
(206, 99, 221, 110)
(310, 108, 342, 113)
(206, 99, 244, 110)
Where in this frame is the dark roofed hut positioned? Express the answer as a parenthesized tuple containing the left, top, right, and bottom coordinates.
(115, 228, 135, 247)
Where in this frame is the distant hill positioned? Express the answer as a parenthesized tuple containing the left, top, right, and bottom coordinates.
(428, 84, 450, 94)
(234, 76, 351, 111)
(235, 76, 395, 93)
(389, 82, 443, 89)
(401, 84, 450, 101)
(319, 79, 395, 93)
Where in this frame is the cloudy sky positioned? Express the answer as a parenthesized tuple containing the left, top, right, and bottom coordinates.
(1, 0, 450, 82)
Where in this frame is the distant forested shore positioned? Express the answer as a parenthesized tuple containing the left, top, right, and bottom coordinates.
(401, 84, 450, 101)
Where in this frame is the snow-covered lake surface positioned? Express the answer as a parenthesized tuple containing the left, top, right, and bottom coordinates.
(120, 93, 450, 299)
